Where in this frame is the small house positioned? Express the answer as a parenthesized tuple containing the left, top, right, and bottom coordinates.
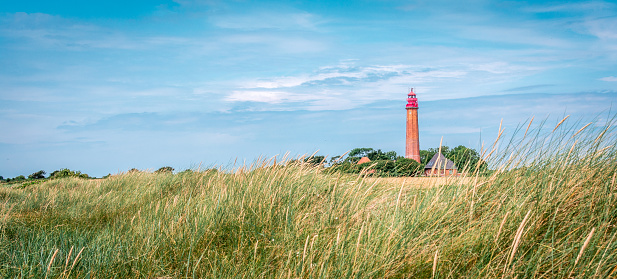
(424, 153, 458, 176)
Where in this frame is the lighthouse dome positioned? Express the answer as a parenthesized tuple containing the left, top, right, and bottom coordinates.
(406, 88, 418, 108)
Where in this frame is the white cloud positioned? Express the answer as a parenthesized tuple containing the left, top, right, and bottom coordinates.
(584, 17, 617, 40)
(224, 63, 476, 111)
(243, 63, 470, 93)
(225, 90, 317, 104)
(600, 76, 617, 82)
(244, 64, 410, 89)
(246, 76, 310, 89)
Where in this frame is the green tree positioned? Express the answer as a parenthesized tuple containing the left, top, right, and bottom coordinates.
(13, 175, 26, 181)
(446, 145, 486, 172)
(394, 158, 423, 177)
(28, 170, 46, 180)
(384, 151, 397, 161)
(326, 162, 361, 175)
(367, 149, 397, 161)
(370, 160, 396, 176)
(329, 155, 342, 164)
(304, 156, 326, 166)
(50, 169, 90, 179)
(420, 149, 436, 165)
(420, 146, 451, 164)
(331, 146, 484, 177)
(348, 148, 374, 158)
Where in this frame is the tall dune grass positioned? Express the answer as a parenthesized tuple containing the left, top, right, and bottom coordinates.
(1, 115, 616, 278)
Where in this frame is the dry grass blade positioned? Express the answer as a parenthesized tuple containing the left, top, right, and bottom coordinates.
(573, 227, 596, 272)
(432, 250, 439, 279)
(64, 246, 73, 271)
(572, 122, 592, 138)
(484, 119, 504, 161)
(354, 221, 365, 267)
(253, 240, 259, 263)
(594, 232, 616, 278)
(553, 115, 570, 132)
(594, 125, 611, 144)
(391, 180, 405, 227)
(524, 116, 534, 138)
(507, 210, 532, 268)
(562, 140, 578, 171)
(302, 234, 309, 263)
(495, 211, 510, 243)
(0, 204, 15, 231)
(431, 137, 444, 175)
(45, 249, 59, 279)
(69, 247, 85, 272)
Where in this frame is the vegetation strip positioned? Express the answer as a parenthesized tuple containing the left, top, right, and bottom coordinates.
(1, 115, 616, 277)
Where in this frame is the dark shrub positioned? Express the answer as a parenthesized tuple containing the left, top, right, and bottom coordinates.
(155, 166, 174, 174)
(28, 170, 46, 180)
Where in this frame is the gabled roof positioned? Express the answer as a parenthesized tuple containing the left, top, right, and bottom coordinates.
(357, 157, 371, 164)
(424, 153, 457, 170)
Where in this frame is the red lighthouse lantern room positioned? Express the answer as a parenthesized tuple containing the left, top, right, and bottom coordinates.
(406, 88, 418, 108)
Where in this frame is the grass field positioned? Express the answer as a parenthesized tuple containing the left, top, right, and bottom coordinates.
(367, 176, 476, 189)
(1, 116, 616, 278)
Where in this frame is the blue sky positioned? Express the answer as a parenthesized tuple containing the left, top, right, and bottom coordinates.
(1, 0, 617, 177)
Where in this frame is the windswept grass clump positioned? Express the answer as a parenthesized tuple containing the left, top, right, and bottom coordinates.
(1, 116, 616, 278)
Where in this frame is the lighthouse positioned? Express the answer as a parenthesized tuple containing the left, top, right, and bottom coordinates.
(405, 88, 420, 162)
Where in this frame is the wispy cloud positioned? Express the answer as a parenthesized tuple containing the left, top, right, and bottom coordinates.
(227, 59, 558, 110)
(243, 64, 466, 90)
(469, 62, 543, 75)
(600, 76, 617, 82)
(220, 34, 328, 53)
(583, 16, 617, 40)
(225, 90, 317, 104)
(523, 1, 615, 13)
(503, 84, 554, 92)
(455, 24, 574, 48)
(0, 12, 206, 52)
(225, 63, 456, 109)
(211, 11, 324, 30)
(0, 12, 140, 50)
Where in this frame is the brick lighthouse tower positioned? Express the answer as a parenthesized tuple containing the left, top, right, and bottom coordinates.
(405, 88, 421, 162)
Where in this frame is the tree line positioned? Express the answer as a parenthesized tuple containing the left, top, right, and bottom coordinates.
(303, 145, 486, 177)
(0, 166, 179, 184)
(0, 169, 94, 183)
(2, 146, 486, 183)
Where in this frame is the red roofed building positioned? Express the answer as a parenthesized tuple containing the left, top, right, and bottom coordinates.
(356, 157, 376, 174)
(357, 157, 371, 164)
